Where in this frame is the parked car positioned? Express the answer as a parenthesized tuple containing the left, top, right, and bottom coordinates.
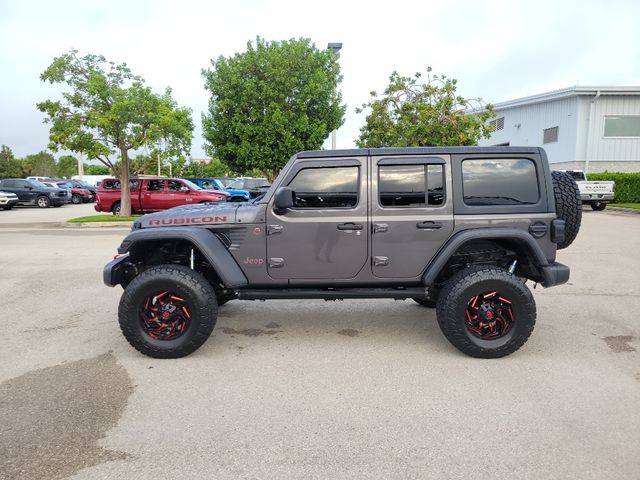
(558, 170, 615, 210)
(186, 178, 251, 202)
(104, 146, 580, 359)
(26, 176, 52, 182)
(0, 179, 70, 207)
(0, 191, 19, 210)
(226, 178, 271, 199)
(95, 177, 229, 215)
(49, 180, 95, 204)
(67, 179, 97, 197)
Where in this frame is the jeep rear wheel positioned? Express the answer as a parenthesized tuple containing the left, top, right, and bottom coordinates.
(436, 266, 536, 358)
(551, 171, 582, 249)
(118, 265, 218, 358)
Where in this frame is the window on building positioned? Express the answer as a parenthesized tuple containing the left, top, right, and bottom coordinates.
(543, 126, 559, 144)
(489, 117, 505, 131)
(288, 166, 359, 208)
(603, 116, 640, 137)
(462, 158, 539, 206)
(378, 164, 444, 207)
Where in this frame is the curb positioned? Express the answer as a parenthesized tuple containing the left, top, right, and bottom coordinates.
(605, 207, 640, 215)
(64, 221, 133, 228)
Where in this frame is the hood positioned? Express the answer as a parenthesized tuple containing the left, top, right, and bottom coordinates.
(135, 202, 244, 229)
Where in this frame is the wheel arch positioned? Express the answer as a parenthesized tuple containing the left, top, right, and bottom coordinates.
(422, 228, 549, 286)
(118, 227, 248, 289)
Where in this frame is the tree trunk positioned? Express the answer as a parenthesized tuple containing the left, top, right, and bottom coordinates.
(119, 147, 132, 217)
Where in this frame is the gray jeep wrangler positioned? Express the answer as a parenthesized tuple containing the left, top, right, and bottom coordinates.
(104, 147, 581, 359)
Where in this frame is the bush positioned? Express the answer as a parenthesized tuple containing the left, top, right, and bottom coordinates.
(587, 172, 640, 203)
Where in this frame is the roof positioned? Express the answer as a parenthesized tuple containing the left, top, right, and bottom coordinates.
(491, 86, 640, 110)
(296, 146, 542, 159)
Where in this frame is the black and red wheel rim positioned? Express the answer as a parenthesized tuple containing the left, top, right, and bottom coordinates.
(139, 291, 191, 340)
(465, 291, 514, 339)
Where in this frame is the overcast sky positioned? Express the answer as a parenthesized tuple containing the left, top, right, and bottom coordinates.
(1, 0, 639, 160)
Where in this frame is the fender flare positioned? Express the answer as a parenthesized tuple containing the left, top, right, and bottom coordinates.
(117, 227, 248, 288)
(422, 228, 549, 285)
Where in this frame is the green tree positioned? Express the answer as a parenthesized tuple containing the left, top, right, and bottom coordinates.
(202, 37, 345, 180)
(38, 50, 194, 215)
(56, 155, 78, 178)
(0, 145, 22, 178)
(182, 158, 231, 178)
(356, 68, 494, 148)
(85, 164, 110, 175)
(21, 151, 56, 177)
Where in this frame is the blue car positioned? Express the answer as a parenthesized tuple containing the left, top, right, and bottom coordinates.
(186, 178, 250, 202)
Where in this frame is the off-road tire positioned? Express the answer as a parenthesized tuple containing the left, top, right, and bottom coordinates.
(551, 171, 581, 249)
(590, 201, 607, 211)
(119, 265, 218, 358)
(36, 195, 50, 208)
(71, 194, 82, 204)
(436, 266, 536, 358)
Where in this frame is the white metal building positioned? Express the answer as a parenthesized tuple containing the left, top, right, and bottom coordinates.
(478, 86, 640, 172)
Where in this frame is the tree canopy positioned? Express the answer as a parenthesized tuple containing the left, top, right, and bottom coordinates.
(0, 146, 22, 179)
(356, 68, 494, 148)
(202, 37, 345, 180)
(37, 50, 194, 215)
(21, 151, 56, 177)
(56, 155, 78, 178)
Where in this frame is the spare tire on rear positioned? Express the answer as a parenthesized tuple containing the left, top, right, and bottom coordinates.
(551, 171, 582, 249)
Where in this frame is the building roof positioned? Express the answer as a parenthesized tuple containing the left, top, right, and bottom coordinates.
(491, 86, 640, 110)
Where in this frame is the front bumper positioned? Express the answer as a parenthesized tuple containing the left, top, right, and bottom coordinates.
(103, 254, 129, 287)
(51, 196, 70, 206)
(0, 198, 19, 207)
(540, 262, 570, 287)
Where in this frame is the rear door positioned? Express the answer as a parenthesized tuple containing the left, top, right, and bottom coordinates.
(141, 179, 167, 211)
(370, 155, 454, 278)
(266, 157, 369, 280)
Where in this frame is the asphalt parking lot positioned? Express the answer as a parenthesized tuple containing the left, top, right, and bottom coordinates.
(1, 208, 639, 480)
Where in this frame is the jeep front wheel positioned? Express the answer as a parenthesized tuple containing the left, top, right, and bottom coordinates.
(118, 265, 218, 358)
(436, 266, 536, 358)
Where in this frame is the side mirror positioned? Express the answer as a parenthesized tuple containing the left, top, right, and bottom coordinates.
(273, 186, 295, 211)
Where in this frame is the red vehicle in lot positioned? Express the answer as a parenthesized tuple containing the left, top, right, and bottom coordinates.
(95, 177, 228, 215)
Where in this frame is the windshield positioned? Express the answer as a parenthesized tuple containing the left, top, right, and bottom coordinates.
(227, 180, 244, 189)
(180, 179, 202, 190)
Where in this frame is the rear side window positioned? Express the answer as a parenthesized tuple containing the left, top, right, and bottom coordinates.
(147, 180, 164, 192)
(462, 158, 539, 205)
(101, 179, 140, 190)
(288, 166, 359, 208)
(378, 164, 444, 207)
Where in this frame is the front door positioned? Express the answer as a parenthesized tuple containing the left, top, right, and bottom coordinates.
(266, 158, 369, 280)
(370, 155, 454, 279)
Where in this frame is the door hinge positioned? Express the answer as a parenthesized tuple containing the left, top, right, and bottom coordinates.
(267, 225, 284, 236)
(373, 256, 389, 267)
(268, 258, 284, 268)
(373, 223, 388, 234)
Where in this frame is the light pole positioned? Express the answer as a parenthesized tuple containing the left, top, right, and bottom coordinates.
(327, 42, 342, 149)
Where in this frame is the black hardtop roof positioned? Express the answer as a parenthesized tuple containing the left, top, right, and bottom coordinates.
(296, 146, 543, 159)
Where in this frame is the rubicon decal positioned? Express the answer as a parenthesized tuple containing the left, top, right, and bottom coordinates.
(148, 216, 228, 226)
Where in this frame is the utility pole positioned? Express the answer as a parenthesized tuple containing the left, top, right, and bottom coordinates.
(327, 42, 342, 149)
(76, 152, 84, 179)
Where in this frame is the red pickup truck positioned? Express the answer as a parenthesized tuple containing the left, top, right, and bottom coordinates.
(95, 177, 228, 215)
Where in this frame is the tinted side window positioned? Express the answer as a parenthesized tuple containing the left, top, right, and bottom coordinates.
(288, 166, 358, 208)
(2, 180, 16, 187)
(167, 180, 183, 191)
(147, 180, 164, 192)
(462, 158, 539, 205)
(379, 164, 444, 207)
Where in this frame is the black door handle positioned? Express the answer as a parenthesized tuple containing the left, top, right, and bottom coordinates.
(416, 221, 442, 230)
(337, 222, 363, 231)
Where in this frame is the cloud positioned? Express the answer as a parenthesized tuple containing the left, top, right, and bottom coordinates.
(1, 0, 639, 158)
